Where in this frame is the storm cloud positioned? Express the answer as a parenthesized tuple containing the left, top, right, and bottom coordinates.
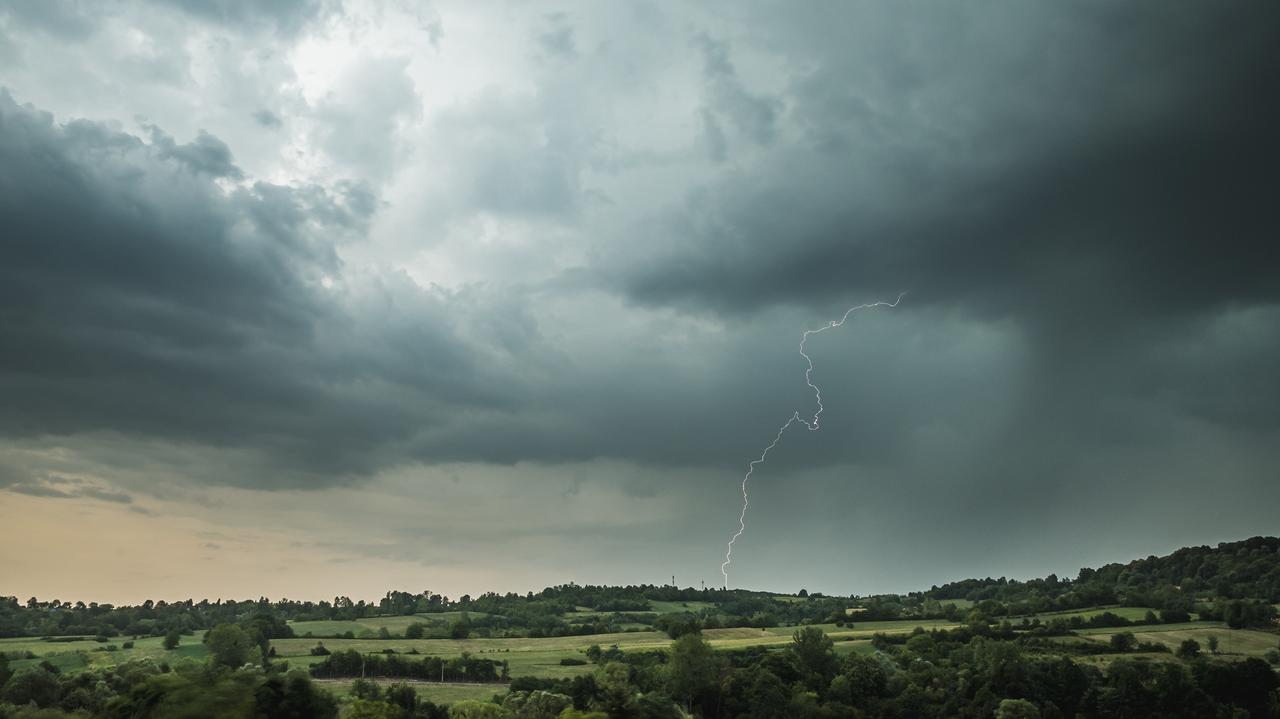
(1, 0, 1277, 599)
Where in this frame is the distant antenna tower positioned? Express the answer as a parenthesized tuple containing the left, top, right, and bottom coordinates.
(671, 575, 676, 587)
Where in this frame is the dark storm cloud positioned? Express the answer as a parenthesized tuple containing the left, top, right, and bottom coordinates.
(612, 3, 1280, 326)
(151, 0, 335, 35)
(2, 0, 1279, 523)
(0, 92, 495, 485)
(147, 126, 243, 178)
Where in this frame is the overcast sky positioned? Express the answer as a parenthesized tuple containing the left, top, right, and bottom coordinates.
(1, 0, 1278, 604)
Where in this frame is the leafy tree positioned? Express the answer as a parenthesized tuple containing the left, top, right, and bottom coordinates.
(405, 622, 427, 640)
(1207, 635, 1219, 654)
(450, 617, 472, 640)
(838, 654, 887, 706)
(633, 692, 683, 719)
(163, 629, 181, 650)
(351, 677, 383, 700)
(596, 662, 638, 718)
(347, 699, 403, 719)
(790, 626, 837, 688)
(1, 667, 61, 708)
(448, 699, 507, 718)
(384, 681, 417, 714)
(668, 632, 718, 712)
(205, 623, 258, 668)
(995, 698, 1041, 719)
(1176, 638, 1201, 659)
(503, 689, 572, 718)
(253, 670, 339, 719)
(1109, 632, 1136, 652)
(743, 667, 790, 719)
(653, 613, 701, 640)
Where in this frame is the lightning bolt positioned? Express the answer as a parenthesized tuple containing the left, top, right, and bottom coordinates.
(720, 293, 904, 589)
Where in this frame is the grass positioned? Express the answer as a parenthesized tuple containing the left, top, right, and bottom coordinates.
(289, 612, 490, 638)
(269, 618, 949, 681)
(316, 679, 505, 704)
(1075, 621, 1222, 635)
(0, 635, 210, 675)
(1011, 606, 1161, 623)
(1076, 627, 1279, 657)
(0, 612, 1122, 683)
(648, 600, 716, 614)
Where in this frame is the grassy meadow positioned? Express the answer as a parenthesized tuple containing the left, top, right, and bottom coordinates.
(5, 599, 1273, 714)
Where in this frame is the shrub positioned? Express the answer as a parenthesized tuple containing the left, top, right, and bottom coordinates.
(1176, 638, 1201, 659)
(559, 657, 587, 666)
(1109, 632, 1136, 652)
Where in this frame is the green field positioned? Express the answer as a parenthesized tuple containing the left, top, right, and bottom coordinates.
(0, 634, 210, 675)
(268, 618, 958, 682)
(1011, 606, 1163, 623)
(1, 617, 956, 682)
(289, 612, 491, 638)
(314, 675, 504, 701)
(1075, 620, 1223, 635)
(315, 679, 506, 704)
(648, 600, 717, 614)
(1077, 626, 1279, 658)
(10, 608, 1263, 692)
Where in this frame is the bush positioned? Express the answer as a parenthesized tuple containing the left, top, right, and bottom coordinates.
(1176, 638, 1201, 659)
(122, 641, 134, 649)
(351, 677, 382, 700)
(1265, 648, 1280, 666)
(310, 643, 332, 656)
(1109, 632, 1136, 652)
(560, 657, 587, 666)
(1, 668, 61, 708)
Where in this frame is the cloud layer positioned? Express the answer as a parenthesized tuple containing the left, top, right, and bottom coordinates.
(1, 0, 1278, 599)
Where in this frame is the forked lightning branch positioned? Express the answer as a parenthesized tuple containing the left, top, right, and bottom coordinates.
(720, 294, 904, 588)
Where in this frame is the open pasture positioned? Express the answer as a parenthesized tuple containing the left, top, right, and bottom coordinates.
(1075, 620, 1222, 635)
(0, 635, 210, 675)
(314, 679, 505, 704)
(647, 600, 717, 614)
(1010, 606, 1160, 623)
(289, 612, 489, 637)
(1077, 627, 1279, 657)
